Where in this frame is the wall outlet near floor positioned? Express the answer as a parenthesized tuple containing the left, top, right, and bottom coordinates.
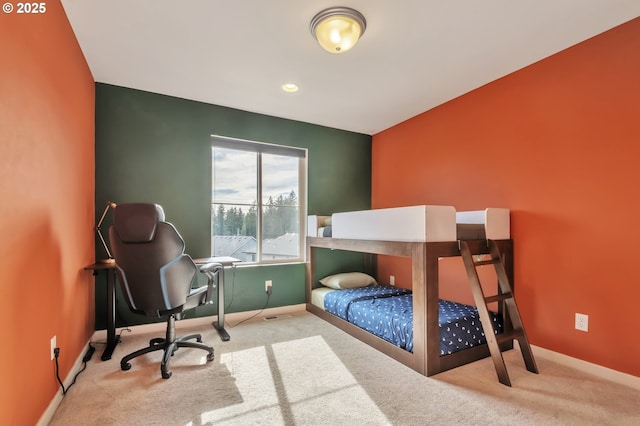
(265, 280, 272, 294)
(389, 275, 395, 286)
(50, 335, 57, 360)
(575, 313, 589, 332)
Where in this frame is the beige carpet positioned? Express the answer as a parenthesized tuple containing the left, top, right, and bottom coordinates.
(49, 311, 640, 425)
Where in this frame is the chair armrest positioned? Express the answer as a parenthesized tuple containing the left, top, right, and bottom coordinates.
(199, 262, 223, 274)
(198, 262, 223, 301)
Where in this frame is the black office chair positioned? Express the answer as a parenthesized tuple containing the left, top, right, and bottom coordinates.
(109, 203, 222, 379)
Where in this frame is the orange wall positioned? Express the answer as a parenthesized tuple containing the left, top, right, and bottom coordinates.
(0, 2, 95, 424)
(372, 18, 640, 377)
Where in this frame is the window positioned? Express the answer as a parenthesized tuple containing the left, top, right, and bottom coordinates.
(211, 135, 307, 264)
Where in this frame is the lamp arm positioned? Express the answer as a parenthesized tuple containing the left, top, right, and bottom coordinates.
(96, 201, 117, 261)
(97, 201, 117, 229)
(97, 226, 113, 259)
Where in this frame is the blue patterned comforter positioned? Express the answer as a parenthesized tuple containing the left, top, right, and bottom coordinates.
(439, 299, 503, 355)
(324, 285, 414, 350)
(323, 285, 503, 355)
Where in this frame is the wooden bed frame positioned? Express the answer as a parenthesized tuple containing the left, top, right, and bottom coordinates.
(305, 237, 514, 377)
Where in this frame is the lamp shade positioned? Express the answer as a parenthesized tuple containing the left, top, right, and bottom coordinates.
(310, 7, 366, 54)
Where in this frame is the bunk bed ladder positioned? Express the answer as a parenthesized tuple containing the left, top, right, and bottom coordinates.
(459, 240, 538, 386)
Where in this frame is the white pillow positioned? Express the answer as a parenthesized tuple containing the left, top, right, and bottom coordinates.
(319, 272, 377, 290)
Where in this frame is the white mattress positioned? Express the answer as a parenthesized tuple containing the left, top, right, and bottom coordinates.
(311, 286, 335, 310)
(332, 205, 457, 242)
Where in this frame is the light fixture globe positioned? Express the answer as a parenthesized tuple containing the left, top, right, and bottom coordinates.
(310, 7, 366, 54)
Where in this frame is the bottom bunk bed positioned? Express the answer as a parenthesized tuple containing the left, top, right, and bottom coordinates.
(311, 284, 504, 356)
(306, 237, 515, 377)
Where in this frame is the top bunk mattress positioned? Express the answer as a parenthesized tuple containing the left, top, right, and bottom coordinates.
(308, 206, 510, 242)
(333, 205, 457, 242)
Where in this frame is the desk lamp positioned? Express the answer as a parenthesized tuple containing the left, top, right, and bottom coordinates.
(96, 201, 117, 263)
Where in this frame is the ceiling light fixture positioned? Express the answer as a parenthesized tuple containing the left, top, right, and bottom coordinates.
(310, 7, 366, 54)
(282, 83, 299, 93)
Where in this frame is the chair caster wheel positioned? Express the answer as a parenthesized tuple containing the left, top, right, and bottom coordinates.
(207, 352, 215, 362)
(121, 362, 132, 371)
(162, 370, 172, 379)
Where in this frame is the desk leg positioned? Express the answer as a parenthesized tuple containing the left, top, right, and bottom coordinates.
(213, 267, 230, 341)
(101, 268, 120, 360)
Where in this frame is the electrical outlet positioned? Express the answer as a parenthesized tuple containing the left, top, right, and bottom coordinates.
(50, 335, 57, 360)
(575, 313, 589, 332)
(389, 275, 395, 286)
(265, 280, 272, 294)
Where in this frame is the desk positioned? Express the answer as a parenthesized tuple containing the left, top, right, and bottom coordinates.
(84, 262, 119, 361)
(193, 256, 240, 341)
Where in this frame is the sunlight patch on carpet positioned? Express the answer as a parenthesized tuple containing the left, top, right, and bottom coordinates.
(197, 335, 389, 424)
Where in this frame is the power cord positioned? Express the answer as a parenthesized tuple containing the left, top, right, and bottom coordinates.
(117, 326, 132, 340)
(54, 343, 95, 395)
(226, 292, 271, 328)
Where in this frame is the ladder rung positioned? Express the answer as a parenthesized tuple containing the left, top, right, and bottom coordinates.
(474, 258, 500, 267)
(485, 292, 513, 303)
(495, 329, 524, 345)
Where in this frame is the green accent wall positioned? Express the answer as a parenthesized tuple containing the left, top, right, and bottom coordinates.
(94, 83, 371, 328)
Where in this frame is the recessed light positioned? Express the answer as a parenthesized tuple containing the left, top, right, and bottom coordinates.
(282, 83, 299, 93)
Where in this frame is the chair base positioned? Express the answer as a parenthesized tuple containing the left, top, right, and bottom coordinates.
(120, 315, 214, 379)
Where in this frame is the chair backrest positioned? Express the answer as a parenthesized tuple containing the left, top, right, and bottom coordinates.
(109, 203, 197, 317)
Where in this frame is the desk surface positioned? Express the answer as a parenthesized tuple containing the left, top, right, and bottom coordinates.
(193, 256, 240, 266)
(86, 256, 240, 269)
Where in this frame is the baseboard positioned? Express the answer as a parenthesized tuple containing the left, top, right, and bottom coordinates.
(91, 303, 307, 339)
(36, 339, 93, 426)
(531, 344, 640, 390)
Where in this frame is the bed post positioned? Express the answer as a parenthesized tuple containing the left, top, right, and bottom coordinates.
(306, 242, 314, 305)
(411, 243, 427, 375)
(423, 243, 442, 376)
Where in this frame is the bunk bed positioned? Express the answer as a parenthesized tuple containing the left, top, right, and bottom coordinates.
(305, 206, 514, 377)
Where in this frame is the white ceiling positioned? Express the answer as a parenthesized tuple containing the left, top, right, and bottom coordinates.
(61, 1, 639, 135)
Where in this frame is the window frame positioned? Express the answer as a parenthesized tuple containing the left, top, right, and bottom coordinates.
(211, 135, 307, 265)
